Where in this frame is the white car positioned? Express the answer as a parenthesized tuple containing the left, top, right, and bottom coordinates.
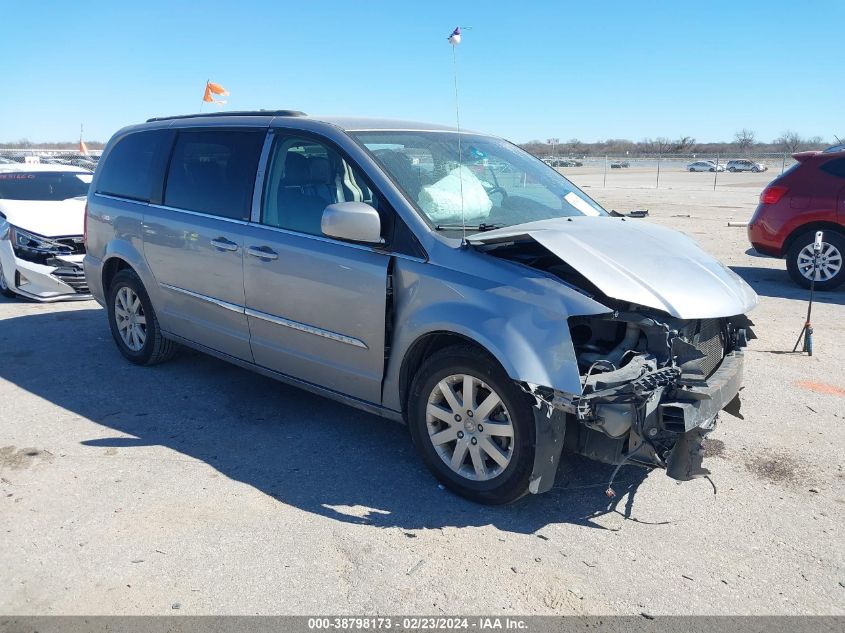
(0, 164, 92, 301)
(687, 161, 725, 172)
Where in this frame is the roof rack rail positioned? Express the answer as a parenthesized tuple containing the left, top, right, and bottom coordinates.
(146, 110, 307, 123)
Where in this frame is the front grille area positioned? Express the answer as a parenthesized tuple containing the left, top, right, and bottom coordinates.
(683, 318, 726, 378)
(53, 236, 86, 255)
(52, 266, 89, 294)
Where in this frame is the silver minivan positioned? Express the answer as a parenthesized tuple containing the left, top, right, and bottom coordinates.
(84, 111, 757, 504)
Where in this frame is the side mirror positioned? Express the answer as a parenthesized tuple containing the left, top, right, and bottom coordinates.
(321, 202, 383, 244)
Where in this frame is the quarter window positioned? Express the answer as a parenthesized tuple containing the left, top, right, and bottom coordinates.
(96, 130, 170, 202)
(820, 158, 845, 179)
(164, 129, 264, 220)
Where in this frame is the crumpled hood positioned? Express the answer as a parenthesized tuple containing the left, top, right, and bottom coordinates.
(0, 198, 85, 237)
(468, 216, 758, 319)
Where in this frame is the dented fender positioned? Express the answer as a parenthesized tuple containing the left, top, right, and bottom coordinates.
(381, 254, 611, 412)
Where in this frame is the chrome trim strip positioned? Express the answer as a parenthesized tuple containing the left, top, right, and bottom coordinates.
(245, 307, 368, 349)
(160, 283, 245, 314)
(146, 203, 250, 226)
(94, 192, 148, 206)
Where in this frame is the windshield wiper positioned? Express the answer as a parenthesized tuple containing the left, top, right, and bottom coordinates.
(434, 222, 505, 232)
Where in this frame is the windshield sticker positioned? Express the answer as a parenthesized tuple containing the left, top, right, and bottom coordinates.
(0, 174, 36, 179)
(564, 191, 600, 216)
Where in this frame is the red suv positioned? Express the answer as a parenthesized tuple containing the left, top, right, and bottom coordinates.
(748, 146, 845, 290)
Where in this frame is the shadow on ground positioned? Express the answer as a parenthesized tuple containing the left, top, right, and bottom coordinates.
(0, 305, 652, 534)
(730, 265, 845, 305)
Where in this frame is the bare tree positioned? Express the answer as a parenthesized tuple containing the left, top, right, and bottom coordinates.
(775, 130, 803, 153)
(566, 138, 583, 155)
(673, 136, 696, 152)
(734, 129, 756, 153)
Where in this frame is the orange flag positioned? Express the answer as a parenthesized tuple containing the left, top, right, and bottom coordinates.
(203, 81, 229, 105)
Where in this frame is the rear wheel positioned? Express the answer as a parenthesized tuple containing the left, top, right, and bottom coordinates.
(0, 260, 15, 298)
(408, 345, 536, 505)
(107, 269, 178, 364)
(786, 231, 845, 290)
(728, 167, 736, 172)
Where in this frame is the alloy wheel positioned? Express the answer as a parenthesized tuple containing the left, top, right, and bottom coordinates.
(425, 373, 514, 481)
(114, 286, 147, 351)
(797, 241, 843, 282)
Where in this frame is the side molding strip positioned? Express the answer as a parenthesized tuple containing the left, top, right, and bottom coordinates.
(245, 308, 369, 349)
(159, 283, 368, 349)
(160, 283, 245, 314)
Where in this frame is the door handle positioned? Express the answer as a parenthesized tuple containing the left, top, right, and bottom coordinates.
(247, 246, 279, 260)
(211, 237, 239, 252)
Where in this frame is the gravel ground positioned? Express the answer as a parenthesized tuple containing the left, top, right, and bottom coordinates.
(1, 172, 843, 615)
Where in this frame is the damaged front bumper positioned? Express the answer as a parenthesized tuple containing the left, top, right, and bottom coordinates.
(0, 240, 90, 301)
(526, 334, 747, 495)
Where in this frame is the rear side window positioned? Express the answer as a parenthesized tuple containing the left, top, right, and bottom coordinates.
(164, 129, 264, 220)
(96, 130, 170, 201)
(820, 158, 845, 179)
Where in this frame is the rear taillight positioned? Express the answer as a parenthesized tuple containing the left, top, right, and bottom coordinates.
(83, 201, 88, 248)
(760, 185, 788, 205)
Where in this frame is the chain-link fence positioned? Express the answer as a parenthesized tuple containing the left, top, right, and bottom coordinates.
(547, 151, 792, 192)
(0, 148, 100, 170)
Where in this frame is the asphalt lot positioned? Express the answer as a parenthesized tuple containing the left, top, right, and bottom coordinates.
(1, 176, 843, 615)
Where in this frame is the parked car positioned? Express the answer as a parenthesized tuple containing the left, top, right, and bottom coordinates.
(610, 160, 630, 168)
(0, 164, 92, 300)
(726, 159, 767, 173)
(748, 145, 845, 290)
(687, 161, 724, 172)
(84, 111, 757, 504)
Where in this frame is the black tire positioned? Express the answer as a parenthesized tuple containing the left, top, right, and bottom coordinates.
(709, 167, 716, 172)
(689, 168, 695, 172)
(785, 230, 845, 291)
(107, 269, 178, 365)
(407, 345, 536, 505)
(728, 167, 736, 172)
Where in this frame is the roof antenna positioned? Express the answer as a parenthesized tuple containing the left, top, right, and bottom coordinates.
(448, 26, 469, 246)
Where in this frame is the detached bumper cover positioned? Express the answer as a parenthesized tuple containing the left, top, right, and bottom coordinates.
(663, 350, 744, 480)
(527, 350, 745, 494)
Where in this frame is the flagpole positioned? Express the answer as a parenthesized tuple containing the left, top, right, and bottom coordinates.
(200, 79, 208, 113)
(451, 39, 466, 246)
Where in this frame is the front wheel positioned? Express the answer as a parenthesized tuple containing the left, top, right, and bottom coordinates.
(107, 269, 178, 365)
(407, 345, 536, 505)
(786, 231, 845, 290)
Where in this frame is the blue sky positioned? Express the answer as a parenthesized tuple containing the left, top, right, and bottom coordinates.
(2, 1, 842, 144)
